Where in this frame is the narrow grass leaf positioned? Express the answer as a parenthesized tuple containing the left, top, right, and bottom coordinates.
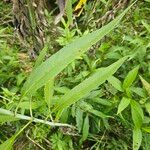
(21, 5, 133, 97)
(54, 57, 127, 117)
(133, 128, 142, 150)
(91, 109, 107, 118)
(44, 79, 54, 108)
(34, 43, 49, 68)
(117, 97, 130, 114)
(123, 66, 139, 89)
(107, 76, 123, 92)
(65, 0, 73, 25)
(76, 107, 83, 133)
(82, 114, 89, 141)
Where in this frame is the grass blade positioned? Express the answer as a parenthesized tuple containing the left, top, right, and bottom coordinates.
(44, 79, 54, 109)
(21, 5, 133, 97)
(53, 57, 127, 118)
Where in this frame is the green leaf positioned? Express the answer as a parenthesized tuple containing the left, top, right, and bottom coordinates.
(142, 127, 150, 133)
(0, 121, 30, 150)
(133, 128, 142, 150)
(142, 20, 150, 33)
(91, 109, 107, 118)
(54, 57, 127, 118)
(0, 135, 15, 150)
(123, 66, 139, 89)
(0, 114, 19, 123)
(34, 43, 49, 68)
(131, 100, 144, 128)
(15, 101, 42, 109)
(130, 87, 147, 98)
(54, 86, 70, 94)
(145, 103, 150, 115)
(76, 107, 83, 133)
(92, 98, 112, 106)
(140, 76, 150, 96)
(107, 76, 123, 92)
(65, 0, 73, 25)
(79, 101, 107, 118)
(44, 79, 54, 108)
(144, 0, 150, 2)
(82, 115, 89, 141)
(117, 97, 130, 114)
(101, 0, 107, 4)
(21, 6, 133, 97)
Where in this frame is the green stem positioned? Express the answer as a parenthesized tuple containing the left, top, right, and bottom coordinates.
(0, 108, 75, 128)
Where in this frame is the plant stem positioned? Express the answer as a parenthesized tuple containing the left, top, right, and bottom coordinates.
(0, 108, 75, 128)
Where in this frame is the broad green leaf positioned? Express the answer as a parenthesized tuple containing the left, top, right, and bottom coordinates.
(0, 114, 19, 123)
(123, 66, 139, 89)
(107, 76, 123, 92)
(131, 100, 144, 128)
(76, 107, 83, 133)
(145, 103, 150, 115)
(44, 79, 54, 108)
(22, 5, 133, 97)
(117, 97, 130, 114)
(140, 76, 150, 96)
(0, 135, 15, 150)
(82, 115, 89, 141)
(142, 127, 150, 133)
(54, 57, 127, 117)
(133, 128, 142, 150)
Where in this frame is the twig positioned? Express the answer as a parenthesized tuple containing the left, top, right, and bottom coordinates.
(26, 130, 46, 150)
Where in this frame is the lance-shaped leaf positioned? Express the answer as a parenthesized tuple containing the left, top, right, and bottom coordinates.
(21, 5, 133, 97)
(133, 128, 142, 150)
(117, 97, 130, 114)
(53, 57, 127, 118)
(123, 66, 139, 90)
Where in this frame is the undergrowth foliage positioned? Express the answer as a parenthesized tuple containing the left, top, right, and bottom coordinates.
(0, 0, 150, 150)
